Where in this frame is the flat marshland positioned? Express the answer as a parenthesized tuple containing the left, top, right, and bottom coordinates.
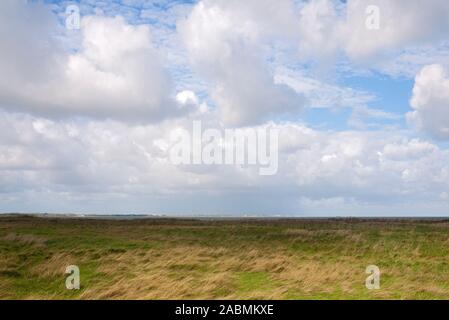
(1, 216, 449, 299)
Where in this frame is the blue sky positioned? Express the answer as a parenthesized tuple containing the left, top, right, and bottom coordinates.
(0, 0, 449, 215)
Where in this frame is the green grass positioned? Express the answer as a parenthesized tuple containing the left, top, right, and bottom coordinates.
(237, 271, 274, 293)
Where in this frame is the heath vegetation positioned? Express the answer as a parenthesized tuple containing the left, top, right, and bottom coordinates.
(1, 216, 449, 299)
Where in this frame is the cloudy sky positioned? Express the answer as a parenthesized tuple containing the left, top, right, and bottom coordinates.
(1, 0, 449, 216)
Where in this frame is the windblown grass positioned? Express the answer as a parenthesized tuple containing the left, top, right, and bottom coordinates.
(0, 216, 449, 299)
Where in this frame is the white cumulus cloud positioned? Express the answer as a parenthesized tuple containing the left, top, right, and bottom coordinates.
(0, 1, 186, 122)
(178, 0, 306, 126)
(408, 64, 449, 139)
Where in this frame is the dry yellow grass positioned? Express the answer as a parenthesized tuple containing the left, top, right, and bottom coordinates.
(2, 233, 48, 246)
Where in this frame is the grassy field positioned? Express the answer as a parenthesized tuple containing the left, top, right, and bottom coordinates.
(1, 215, 449, 299)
